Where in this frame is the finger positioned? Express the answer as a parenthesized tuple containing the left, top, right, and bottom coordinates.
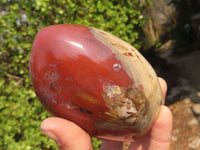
(100, 140, 123, 150)
(41, 117, 92, 150)
(149, 105, 173, 150)
(128, 106, 173, 150)
(158, 77, 167, 102)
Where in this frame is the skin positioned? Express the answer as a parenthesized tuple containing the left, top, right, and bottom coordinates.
(41, 77, 173, 150)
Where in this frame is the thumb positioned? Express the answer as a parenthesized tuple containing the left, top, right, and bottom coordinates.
(41, 117, 93, 150)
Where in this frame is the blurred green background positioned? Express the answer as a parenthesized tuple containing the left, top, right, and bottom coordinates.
(1, 0, 199, 150)
(0, 0, 147, 149)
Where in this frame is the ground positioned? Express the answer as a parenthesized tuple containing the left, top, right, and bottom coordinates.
(161, 50, 200, 150)
(170, 98, 200, 150)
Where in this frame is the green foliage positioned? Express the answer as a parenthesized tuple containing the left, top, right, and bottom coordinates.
(0, 0, 148, 149)
(0, 79, 56, 150)
(92, 138, 102, 150)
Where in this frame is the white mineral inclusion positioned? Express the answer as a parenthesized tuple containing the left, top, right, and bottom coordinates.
(103, 84, 122, 97)
(103, 84, 138, 120)
(113, 63, 122, 72)
(114, 98, 137, 119)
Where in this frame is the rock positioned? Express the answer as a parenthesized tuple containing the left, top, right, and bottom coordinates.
(160, 50, 200, 97)
(171, 129, 179, 141)
(188, 118, 199, 126)
(171, 135, 178, 142)
(198, 92, 200, 97)
(192, 104, 200, 115)
(188, 137, 200, 149)
(183, 98, 193, 104)
(191, 13, 200, 42)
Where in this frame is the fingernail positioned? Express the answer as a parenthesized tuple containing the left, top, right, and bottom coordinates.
(41, 129, 60, 145)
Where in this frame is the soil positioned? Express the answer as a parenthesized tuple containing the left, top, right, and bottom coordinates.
(170, 98, 200, 150)
(161, 50, 200, 150)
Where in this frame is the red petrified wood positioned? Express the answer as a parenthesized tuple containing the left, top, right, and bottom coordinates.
(29, 24, 163, 141)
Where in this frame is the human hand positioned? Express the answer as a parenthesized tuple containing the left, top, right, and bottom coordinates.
(41, 77, 173, 150)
